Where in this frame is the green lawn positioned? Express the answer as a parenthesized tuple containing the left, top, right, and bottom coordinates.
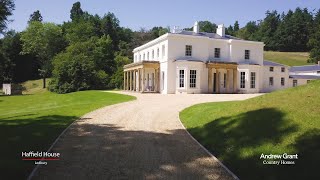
(180, 80, 320, 180)
(264, 51, 313, 66)
(0, 80, 135, 179)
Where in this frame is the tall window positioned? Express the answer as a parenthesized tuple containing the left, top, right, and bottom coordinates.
(214, 48, 221, 58)
(157, 48, 160, 58)
(240, 72, 245, 88)
(185, 45, 192, 56)
(134, 55, 137, 61)
(162, 45, 165, 57)
(147, 52, 149, 60)
(281, 77, 285, 86)
(293, 80, 298, 87)
(190, 70, 197, 88)
(251, 72, 256, 89)
(179, 70, 185, 88)
(269, 67, 274, 72)
(281, 67, 285, 72)
(143, 53, 145, 60)
(269, 77, 274, 86)
(139, 55, 141, 61)
(152, 50, 154, 59)
(245, 50, 250, 60)
(223, 73, 226, 88)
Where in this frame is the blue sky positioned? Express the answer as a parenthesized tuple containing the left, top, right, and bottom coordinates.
(8, 0, 320, 32)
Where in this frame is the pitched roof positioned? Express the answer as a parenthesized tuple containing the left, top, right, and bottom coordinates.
(263, 60, 287, 67)
(290, 65, 320, 72)
(289, 75, 320, 79)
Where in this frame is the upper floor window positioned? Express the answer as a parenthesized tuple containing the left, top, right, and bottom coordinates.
(185, 45, 192, 56)
(134, 55, 137, 61)
(162, 45, 165, 57)
(147, 52, 149, 60)
(245, 50, 250, 60)
(157, 48, 160, 58)
(152, 50, 154, 59)
(269, 77, 274, 86)
(281, 67, 285, 72)
(143, 53, 145, 60)
(139, 55, 141, 61)
(214, 48, 221, 58)
(269, 67, 274, 72)
(317, 71, 320, 74)
(190, 70, 197, 88)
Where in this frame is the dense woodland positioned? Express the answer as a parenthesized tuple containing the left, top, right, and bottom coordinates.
(0, 1, 320, 93)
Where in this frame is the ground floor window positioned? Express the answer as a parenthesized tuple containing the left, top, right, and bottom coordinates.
(189, 70, 197, 88)
(281, 77, 285, 86)
(250, 72, 256, 89)
(269, 77, 274, 86)
(240, 72, 245, 88)
(293, 80, 298, 87)
(179, 70, 185, 88)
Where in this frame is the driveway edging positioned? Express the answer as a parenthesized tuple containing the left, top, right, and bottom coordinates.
(178, 113, 240, 180)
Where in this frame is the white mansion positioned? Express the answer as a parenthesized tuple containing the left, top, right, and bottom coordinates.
(123, 22, 319, 94)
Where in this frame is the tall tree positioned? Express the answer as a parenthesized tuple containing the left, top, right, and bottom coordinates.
(226, 25, 234, 36)
(256, 10, 280, 50)
(233, 21, 240, 32)
(236, 21, 258, 40)
(308, 9, 320, 63)
(20, 22, 66, 88)
(101, 12, 120, 51)
(28, 10, 43, 23)
(0, 0, 14, 34)
(70, 1, 84, 21)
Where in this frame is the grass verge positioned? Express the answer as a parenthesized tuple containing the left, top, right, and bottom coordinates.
(180, 80, 320, 179)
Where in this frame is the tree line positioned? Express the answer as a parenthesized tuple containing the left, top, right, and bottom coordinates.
(0, 1, 319, 93)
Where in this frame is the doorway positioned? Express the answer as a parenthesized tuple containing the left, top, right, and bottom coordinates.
(213, 73, 217, 93)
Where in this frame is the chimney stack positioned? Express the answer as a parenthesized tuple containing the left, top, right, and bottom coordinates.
(217, 24, 225, 37)
(193, 21, 199, 34)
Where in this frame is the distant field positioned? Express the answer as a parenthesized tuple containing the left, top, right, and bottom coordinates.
(264, 51, 313, 66)
(0, 79, 135, 179)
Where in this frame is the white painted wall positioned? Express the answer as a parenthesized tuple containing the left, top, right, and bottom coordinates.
(237, 65, 262, 93)
(2, 84, 11, 95)
(175, 61, 207, 94)
(262, 66, 290, 92)
(229, 40, 264, 65)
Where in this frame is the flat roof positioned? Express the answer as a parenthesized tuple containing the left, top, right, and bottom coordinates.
(290, 65, 320, 72)
(289, 75, 320, 79)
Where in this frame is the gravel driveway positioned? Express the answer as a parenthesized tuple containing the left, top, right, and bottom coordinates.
(31, 92, 261, 180)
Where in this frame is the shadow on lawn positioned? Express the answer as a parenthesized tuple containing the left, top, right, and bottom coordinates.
(187, 108, 320, 180)
(0, 115, 78, 180)
(1, 115, 232, 180)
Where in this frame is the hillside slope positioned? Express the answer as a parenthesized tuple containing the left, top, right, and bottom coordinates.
(264, 51, 312, 66)
(180, 80, 320, 179)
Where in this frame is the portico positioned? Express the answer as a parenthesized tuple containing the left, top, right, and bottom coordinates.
(207, 62, 238, 94)
(123, 61, 160, 93)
